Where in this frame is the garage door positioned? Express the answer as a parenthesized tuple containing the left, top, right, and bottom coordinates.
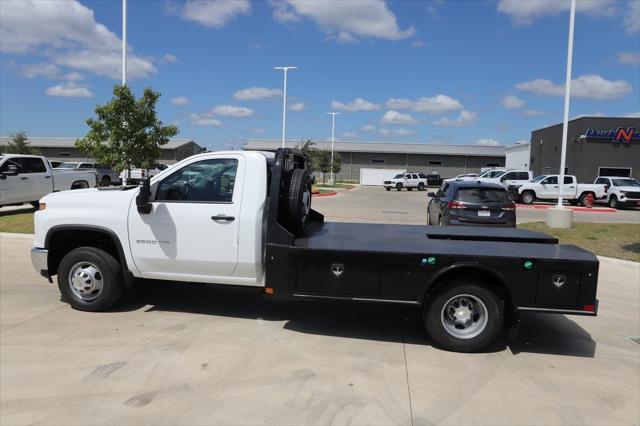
(360, 168, 406, 186)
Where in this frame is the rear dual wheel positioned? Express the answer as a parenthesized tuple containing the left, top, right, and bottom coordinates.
(282, 168, 313, 235)
(424, 281, 503, 352)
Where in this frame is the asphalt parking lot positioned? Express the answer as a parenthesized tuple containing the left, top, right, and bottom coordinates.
(1, 187, 639, 425)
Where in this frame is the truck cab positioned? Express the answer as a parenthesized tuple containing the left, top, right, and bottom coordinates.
(383, 172, 428, 191)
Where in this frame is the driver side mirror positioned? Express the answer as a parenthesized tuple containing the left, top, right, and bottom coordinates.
(136, 177, 152, 214)
(0, 164, 19, 178)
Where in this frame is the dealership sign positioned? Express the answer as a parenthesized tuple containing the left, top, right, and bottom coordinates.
(584, 127, 639, 143)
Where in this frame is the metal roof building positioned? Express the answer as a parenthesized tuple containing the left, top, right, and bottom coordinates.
(0, 137, 202, 165)
(244, 139, 506, 183)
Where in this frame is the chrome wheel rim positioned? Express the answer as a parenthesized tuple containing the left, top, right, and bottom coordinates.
(441, 294, 488, 339)
(301, 185, 311, 222)
(68, 261, 104, 301)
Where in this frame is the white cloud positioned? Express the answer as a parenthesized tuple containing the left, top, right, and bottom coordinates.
(20, 63, 82, 80)
(523, 110, 545, 117)
(361, 124, 376, 132)
(619, 51, 640, 65)
(331, 98, 380, 112)
(212, 105, 254, 117)
(625, 111, 640, 118)
(45, 82, 93, 98)
(270, 0, 415, 41)
(411, 40, 426, 48)
(476, 138, 499, 146)
(434, 110, 477, 127)
(64, 71, 84, 81)
(288, 102, 306, 111)
(381, 110, 418, 125)
(0, 0, 156, 80)
(171, 96, 190, 106)
(342, 131, 359, 139)
(233, 86, 282, 100)
(190, 113, 223, 128)
(181, 0, 251, 28)
(626, 0, 640, 34)
(497, 0, 618, 25)
(385, 94, 462, 114)
(516, 74, 632, 100)
(377, 127, 416, 137)
(160, 54, 179, 63)
(501, 95, 525, 109)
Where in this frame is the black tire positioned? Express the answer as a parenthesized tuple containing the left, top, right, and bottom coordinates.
(520, 191, 535, 205)
(71, 180, 89, 190)
(407, 187, 413, 191)
(427, 208, 432, 225)
(57, 246, 124, 312)
(424, 281, 504, 352)
(568, 200, 579, 206)
(385, 187, 391, 191)
(578, 192, 591, 207)
(282, 168, 312, 235)
(30, 201, 39, 209)
(396, 183, 402, 191)
(608, 195, 618, 209)
(418, 182, 425, 191)
(100, 176, 111, 187)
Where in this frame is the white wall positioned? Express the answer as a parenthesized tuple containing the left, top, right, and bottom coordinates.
(505, 143, 531, 170)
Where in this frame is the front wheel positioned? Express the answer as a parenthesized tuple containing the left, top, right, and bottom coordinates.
(520, 191, 535, 205)
(396, 183, 402, 191)
(424, 282, 504, 352)
(57, 247, 124, 312)
(418, 182, 425, 191)
(609, 195, 618, 209)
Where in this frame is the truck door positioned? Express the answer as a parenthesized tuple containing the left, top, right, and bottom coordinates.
(22, 157, 51, 202)
(539, 176, 558, 198)
(0, 158, 29, 204)
(128, 155, 244, 280)
(562, 176, 575, 198)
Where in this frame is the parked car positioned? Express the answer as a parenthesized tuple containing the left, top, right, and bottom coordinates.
(383, 172, 428, 191)
(427, 181, 516, 227)
(30, 148, 599, 353)
(442, 173, 478, 183)
(0, 154, 97, 208)
(515, 175, 606, 206)
(48, 160, 63, 168)
(121, 164, 169, 185)
(425, 173, 442, 187)
(478, 170, 532, 189)
(57, 161, 121, 186)
(594, 176, 640, 209)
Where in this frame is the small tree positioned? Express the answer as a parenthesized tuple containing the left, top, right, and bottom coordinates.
(4, 131, 39, 155)
(76, 85, 178, 177)
(297, 139, 321, 172)
(331, 153, 342, 182)
(316, 151, 332, 184)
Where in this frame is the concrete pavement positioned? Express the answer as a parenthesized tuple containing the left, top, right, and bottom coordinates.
(313, 186, 640, 225)
(1, 232, 639, 425)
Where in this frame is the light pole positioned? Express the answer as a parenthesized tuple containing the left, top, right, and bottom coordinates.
(547, 0, 576, 229)
(274, 66, 297, 147)
(328, 112, 339, 184)
(122, 0, 127, 86)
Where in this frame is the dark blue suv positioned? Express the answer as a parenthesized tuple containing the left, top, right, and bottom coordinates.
(427, 181, 516, 227)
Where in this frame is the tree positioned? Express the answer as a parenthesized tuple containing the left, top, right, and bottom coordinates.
(297, 139, 320, 172)
(3, 131, 39, 155)
(331, 152, 342, 180)
(76, 85, 178, 175)
(316, 151, 331, 184)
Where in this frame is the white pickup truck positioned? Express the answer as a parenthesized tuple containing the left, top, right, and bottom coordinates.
(383, 172, 428, 191)
(30, 148, 600, 353)
(594, 176, 640, 209)
(515, 175, 606, 206)
(478, 170, 532, 189)
(0, 154, 97, 208)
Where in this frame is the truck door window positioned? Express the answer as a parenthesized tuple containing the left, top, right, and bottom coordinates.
(563, 176, 573, 184)
(23, 158, 47, 173)
(411, 174, 419, 179)
(405, 174, 411, 179)
(543, 176, 558, 184)
(0, 159, 23, 174)
(155, 158, 238, 203)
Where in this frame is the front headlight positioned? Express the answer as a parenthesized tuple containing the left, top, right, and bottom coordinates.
(620, 191, 627, 198)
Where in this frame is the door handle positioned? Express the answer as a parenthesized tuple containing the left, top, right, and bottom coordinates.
(44, 175, 51, 179)
(211, 215, 235, 222)
(20, 177, 28, 180)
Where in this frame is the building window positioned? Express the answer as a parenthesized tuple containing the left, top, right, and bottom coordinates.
(59, 152, 70, 157)
(428, 161, 442, 166)
(486, 162, 500, 167)
(598, 167, 631, 178)
(371, 159, 385, 164)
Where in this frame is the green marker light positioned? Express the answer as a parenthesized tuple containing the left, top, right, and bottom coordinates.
(427, 256, 437, 265)
(523, 260, 534, 270)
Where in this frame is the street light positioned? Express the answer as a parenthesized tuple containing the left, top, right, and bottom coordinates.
(122, 0, 127, 86)
(547, 0, 576, 229)
(274, 66, 297, 147)
(328, 112, 340, 184)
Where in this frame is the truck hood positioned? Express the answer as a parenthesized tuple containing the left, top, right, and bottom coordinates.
(615, 186, 640, 192)
(41, 186, 138, 209)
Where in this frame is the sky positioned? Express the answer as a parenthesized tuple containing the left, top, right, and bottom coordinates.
(0, 0, 639, 151)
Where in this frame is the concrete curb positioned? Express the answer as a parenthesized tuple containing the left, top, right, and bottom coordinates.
(597, 255, 640, 267)
(0, 232, 34, 239)
(313, 191, 338, 197)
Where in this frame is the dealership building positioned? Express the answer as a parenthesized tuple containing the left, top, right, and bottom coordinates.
(0, 137, 203, 165)
(529, 116, 640, 181)
(244, 139, 505, 184)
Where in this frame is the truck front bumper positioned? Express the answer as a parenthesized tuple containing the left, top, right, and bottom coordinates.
(31, 247, 51, 281)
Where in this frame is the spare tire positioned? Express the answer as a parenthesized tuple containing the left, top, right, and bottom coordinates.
(282, 168, 312, 235)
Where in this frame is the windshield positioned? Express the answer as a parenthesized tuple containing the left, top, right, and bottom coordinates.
(481, 170, 506, 178)
(531, 175, 547, 182)
(455, 188, 510, 203)
(612, 178, 640, 187)
(393, 174, 404, 179)
(59, 162, 79, 168)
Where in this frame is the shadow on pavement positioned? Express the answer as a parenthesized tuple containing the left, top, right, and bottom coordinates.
(116, 279, 594, 357)
(0, 205, 35, 217)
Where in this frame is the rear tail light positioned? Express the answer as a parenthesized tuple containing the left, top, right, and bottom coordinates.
(583, 304, 595, 312)
(501, 203, 516, 211)
(448, 201, 468, 209)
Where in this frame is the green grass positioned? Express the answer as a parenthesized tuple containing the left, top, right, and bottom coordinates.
(519, 222, 640, 262)
(0, 212, 35, 234)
